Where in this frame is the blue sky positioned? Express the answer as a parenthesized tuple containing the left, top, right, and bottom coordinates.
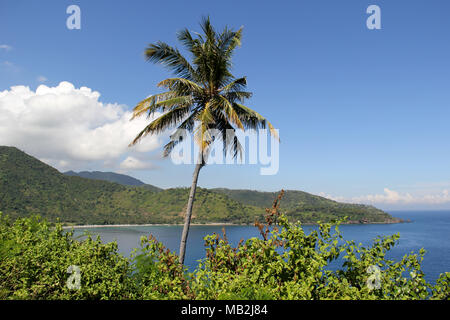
(1, 0, 450, 209)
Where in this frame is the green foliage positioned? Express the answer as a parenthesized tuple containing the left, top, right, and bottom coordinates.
(130, 235, 194, 299)
(0, 213, 135, 299)
(190, 193, 448, 300)
(0, 146, 399, 226)
(0, 201, 448, 300)
(431, 272, 450, 300)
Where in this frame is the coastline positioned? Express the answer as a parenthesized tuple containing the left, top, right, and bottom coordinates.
(61, 219, 406, 229)
(62, 222, 240, 229)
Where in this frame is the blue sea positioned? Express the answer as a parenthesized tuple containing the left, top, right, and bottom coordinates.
(71, 210, 450, 283)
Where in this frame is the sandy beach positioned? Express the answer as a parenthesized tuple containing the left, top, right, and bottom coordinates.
(62, 222, 241, 229)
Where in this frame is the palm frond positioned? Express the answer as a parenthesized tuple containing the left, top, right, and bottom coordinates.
(224, 91, 253, 103)
(177, 28, 200, 53)
(216, 95, 244, 130)
(157, 78, 203, 96)
(129, 105, 191, 146)
(131, 94, 192, 120)
(220, 77, 247, 93)
(233, 103, 279, 140)
(131, 91, 177, 120)
(200, 16, 217, 45)
(145, 41, 196, 80)
(162, 113, 198, 157)
(220, 122, 244, 161)
(194, 102, 215, 151)
(223, 27, 243, 58)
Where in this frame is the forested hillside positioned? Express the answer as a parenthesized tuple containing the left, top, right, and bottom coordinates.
(0, 146, 400, 225)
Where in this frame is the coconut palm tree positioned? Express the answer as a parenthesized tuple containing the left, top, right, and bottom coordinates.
(129, 17, 278, 265)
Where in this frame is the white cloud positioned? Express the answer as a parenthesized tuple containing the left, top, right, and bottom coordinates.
(0, 44, 12, 51)
(0, 81, 163, 171)
(120, 156, 156, 170)
(319, 188, 450, 207)
(37, 75, 48, 83)
(352, 188, 414, 204)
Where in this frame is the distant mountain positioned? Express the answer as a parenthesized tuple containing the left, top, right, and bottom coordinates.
(211, 188, 395, 224)
(64, 170, 145, 185)
(0, 146, 401, 225)
(64, 170, 162, 192)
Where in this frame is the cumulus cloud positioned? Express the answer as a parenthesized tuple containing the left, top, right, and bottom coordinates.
(319, 188, 450, 207)
(120, 156, 157, 170)
(0, 81, 162, 171)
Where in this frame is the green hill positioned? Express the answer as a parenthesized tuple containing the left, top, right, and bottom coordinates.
(211, 188, 397, 224)
(64, 170, 162, 192)
(0, 146, 400, 225)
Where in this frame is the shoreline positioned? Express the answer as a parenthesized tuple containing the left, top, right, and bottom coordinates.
(61, 219, 406, 229)
(62, 222, 239, 229)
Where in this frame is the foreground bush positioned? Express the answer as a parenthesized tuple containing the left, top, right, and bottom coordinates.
(0, 214, 135, 299)
(0, 195, 449, 300)
(192, 193, 447, 299)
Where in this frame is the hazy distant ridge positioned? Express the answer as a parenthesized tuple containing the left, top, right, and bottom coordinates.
(64, 170, 162, 192)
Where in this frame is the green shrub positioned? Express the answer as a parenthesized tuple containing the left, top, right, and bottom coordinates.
(0, 195, 449, 300)
(190, 192, 448, 300)
(0, 213, 135, 299)
(130, 235, 193, 299)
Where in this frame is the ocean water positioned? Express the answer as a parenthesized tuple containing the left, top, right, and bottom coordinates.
(71, 210, 450, 283)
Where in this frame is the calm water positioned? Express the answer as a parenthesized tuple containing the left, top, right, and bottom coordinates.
(71, 211, 450, 283)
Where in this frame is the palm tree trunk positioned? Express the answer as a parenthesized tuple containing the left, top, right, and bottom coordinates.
(178, 152, 204, 265)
